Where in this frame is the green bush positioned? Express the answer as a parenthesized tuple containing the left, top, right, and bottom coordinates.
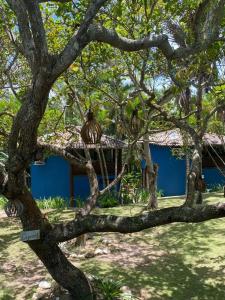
(97, 192, 119, 208)
(92, 276, 123, 300)
(120, 172, 142, 204)
(157, 189, 165, 197)
(209, 184, 223, 192)
(36, 197, 68, 209)
(0, 196, 7, 209)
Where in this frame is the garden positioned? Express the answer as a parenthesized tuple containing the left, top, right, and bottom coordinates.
(1, 193, 225, 299)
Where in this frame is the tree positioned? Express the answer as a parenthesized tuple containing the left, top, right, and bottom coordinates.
(2, 0, 225, 298)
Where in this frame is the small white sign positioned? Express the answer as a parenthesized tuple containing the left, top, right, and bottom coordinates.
(20, 229, 40, 242)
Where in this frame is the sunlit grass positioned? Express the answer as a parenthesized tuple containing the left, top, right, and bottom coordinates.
(0, 192, 225, 299)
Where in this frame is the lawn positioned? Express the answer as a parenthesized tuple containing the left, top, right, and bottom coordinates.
(1, 193, 225, 299)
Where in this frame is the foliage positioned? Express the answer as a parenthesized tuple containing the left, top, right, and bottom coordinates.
(0, 289, 13, 300)
(36, 197, 68, 210)
(76, 197, 86, 208)
(157, 189, 165, 198)
(0, 196, 7, 209)
(120, 172, 142, 204)
(0, 151, 8, 163)
(92, 275, 123, 300)
(208, 184, 224, 192)
(97, 192, 119, 208)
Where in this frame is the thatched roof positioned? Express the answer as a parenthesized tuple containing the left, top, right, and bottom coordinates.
(144, 129, 225, 147)
(39, 127, 127, 149)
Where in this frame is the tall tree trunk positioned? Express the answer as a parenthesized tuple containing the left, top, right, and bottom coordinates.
(184, 141, 203, 207)
(6, 77, 94, 298)
(143, 139, 158, 209)
(147, 163, 158, 209)
(185, 153, 191, 195)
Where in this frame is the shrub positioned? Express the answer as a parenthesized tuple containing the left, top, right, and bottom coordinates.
(0, 196, 7, 209)
(36, 197, 68, 209)
(97, 192, 119, 208)
(209, 184, 224, 192)
(120, 172, 142, 204)
(157, 189, 165, 197)
(92, 276, 123, 300)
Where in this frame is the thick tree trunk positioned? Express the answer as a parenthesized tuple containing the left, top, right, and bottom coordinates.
(29, 239, 93, 299)
(6, 75, 94, 298)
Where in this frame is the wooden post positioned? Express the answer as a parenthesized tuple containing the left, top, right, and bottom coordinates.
(70, 165, 75, 207)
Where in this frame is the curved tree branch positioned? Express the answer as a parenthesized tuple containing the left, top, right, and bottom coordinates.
(47, 202, 225, 242)
(52, 0, 108, 78)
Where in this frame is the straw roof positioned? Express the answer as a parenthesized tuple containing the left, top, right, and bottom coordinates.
(39, 127, 127, 149)
(145, 129, 225, 147)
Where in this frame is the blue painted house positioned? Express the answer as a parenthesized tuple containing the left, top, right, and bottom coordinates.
(31, 131, 126, 206)
(144, 129, 225, 196)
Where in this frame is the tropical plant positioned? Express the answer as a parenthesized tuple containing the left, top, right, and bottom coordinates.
(36, 197, 68, 210)
(92, 276, 123, 300)
(97, 192, 119, 208)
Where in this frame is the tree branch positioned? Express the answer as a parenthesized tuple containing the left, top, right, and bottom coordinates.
(38, 142, 86, 169)
(52, 0, 108, 78)
(47, 202, 225, 242)
(24, 0, 49, 64)
(6, 0, 36, 69)
(39, 0, 71, 2)
(89, 25, 174, 59)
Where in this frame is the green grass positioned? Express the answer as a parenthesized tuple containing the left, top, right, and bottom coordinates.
(1, 193, 225, 299)
(0, 196, 7, 209)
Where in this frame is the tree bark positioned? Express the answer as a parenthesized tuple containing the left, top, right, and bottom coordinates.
(143, 140, 158, 209)
(5, 73, 95, 297)
(29, 239, 93, 299)
(184, 140, 203, 207)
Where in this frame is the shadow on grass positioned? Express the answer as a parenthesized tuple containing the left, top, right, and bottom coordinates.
(81, 252, 225, 300)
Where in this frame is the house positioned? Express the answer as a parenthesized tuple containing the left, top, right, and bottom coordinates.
(31, 130, 126, 206)
(142, 129, 225, 196)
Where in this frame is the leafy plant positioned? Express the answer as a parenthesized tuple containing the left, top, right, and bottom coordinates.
(120, 172, 142, 204)
(92, 276, 123, 300)
(97, 192, 119, 208)
(137, 189, 150, 203)
(0, 151, 8, 164)
(36, 197, 68, 209)
(157, 189, 165, 197)
(0, 196, 7, 209)
(76, 197, 85, 208)
(209, 184, 224, 192)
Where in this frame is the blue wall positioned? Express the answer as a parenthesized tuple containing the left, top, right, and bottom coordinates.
(203, 168, 225, 189)
(150, 145, 225, 196)
(150, 145, 186, 196)
(73, 175, 116, 202)
(31, 156, 70, 200)
(31, 155, 117, 205)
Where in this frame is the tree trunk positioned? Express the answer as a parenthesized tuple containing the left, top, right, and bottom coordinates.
(185, 153, 190, 195)
(6, 76, 94, 298)
(147, 164, 158, 209)
(184, 141, 203, 207)
(29, 239, 94, 299)
(74, 234, 87, 247)
(143, 140, 158, 209)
